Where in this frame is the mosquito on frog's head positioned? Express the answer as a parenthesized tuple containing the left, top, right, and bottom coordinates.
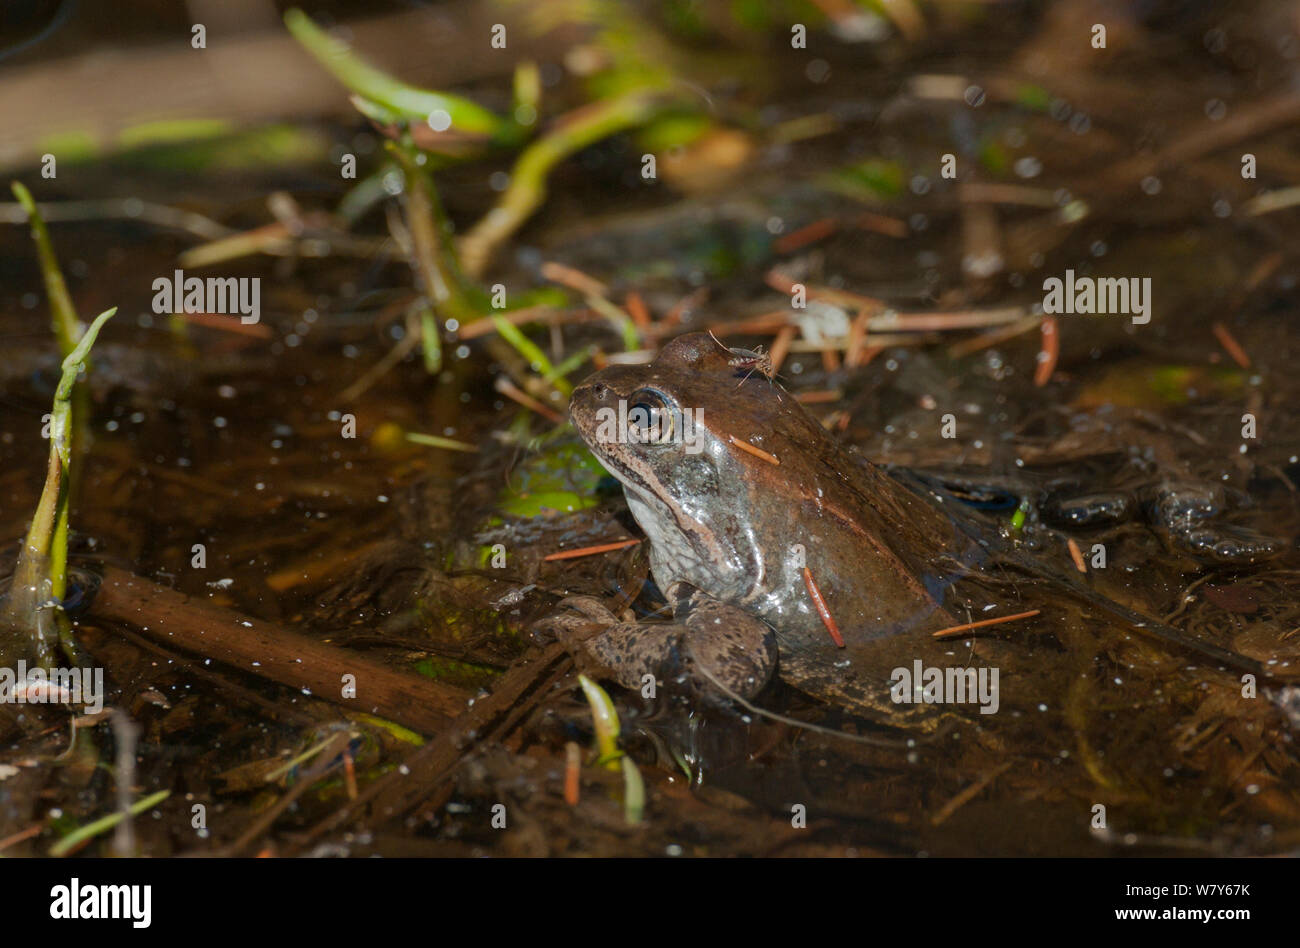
(708, 330, 782, 394)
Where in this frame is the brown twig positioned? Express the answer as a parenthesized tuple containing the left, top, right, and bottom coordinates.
(285, 642, 572, 852)
(90, 566, 469, 735)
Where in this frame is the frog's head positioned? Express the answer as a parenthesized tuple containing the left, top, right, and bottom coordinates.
(569, 332, 816, 596)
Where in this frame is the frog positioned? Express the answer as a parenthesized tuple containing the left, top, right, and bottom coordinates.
(537, 332, 1283, 725)
(538, 332, 1002, 725)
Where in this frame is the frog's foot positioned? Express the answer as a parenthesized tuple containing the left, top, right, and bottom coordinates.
(674, 592, 779, 703)
(534, 590, 777, 704)
(531, 595, 620, 646)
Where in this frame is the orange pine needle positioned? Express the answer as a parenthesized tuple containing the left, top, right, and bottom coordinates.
(494, 376, 565, 424)
(727, 435, 779, 465)
(540, 261, 608, 298)
(852, 211, 909, 238)
(0, 823, 44, 853)
(1212, 322, 1251, 369)
(178, 311, 273, 338)
(1034, 316, 1059, 387)
(564, 741, 581, 806)
(455, 304, 557, 340)
(1066, 538, 1087, 573)
(544, 539, 641, 561)
(663, 287, 709, 328)
(342, 747, 358, 800)
(774, 218, 838, 254)
(769, 325, 798, 375)
(802, 567, 845, 648)
(624, 291, 651, 328)
(793, 389, 842, 404)
(932, 609, 1041, 639)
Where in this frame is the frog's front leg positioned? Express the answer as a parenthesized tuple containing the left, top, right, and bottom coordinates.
(535, 585, 777, 702)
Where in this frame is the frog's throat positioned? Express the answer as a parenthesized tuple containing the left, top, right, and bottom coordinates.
(616, 466, 732, 589)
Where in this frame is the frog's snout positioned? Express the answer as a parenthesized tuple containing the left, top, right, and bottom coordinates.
(569, 379, 606, 434)
(570, 379, 610, 415)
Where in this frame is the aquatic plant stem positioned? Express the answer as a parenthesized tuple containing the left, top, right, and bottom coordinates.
(459, 90, 673, 277)
(490, 314, 571, 397)
(283, 8, 523, 146)
(388, 143, 489, 370)
(50, 790, 171, 857)
(11, 182, 81, 356)
(0, 308, 115, 667)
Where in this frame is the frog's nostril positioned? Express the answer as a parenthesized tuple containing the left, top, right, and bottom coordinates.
(592, 383, 607, 399)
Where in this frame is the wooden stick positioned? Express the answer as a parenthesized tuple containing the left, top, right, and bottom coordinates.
(89, 566, 470, 735)
(286, 642, 572, 850)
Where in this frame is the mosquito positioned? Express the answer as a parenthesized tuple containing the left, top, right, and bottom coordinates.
(709, 331, 781, 394)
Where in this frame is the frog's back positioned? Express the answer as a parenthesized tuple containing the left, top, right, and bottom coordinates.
(754, 431, 984, 719)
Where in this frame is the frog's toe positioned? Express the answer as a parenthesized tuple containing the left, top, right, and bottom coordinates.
(531, 595, 619, 645)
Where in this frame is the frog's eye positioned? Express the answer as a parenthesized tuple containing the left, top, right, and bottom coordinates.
(626, 389, 675, 445)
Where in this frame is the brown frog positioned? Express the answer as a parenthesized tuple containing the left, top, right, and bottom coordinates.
(540, 332, 1276, 724)
(542, 332, 998, 723)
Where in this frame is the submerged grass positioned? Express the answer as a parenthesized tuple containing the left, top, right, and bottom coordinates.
(0, 308, 116, 666)
(1, 183, 117, 667)
(10, 182, 81, 356)
(284, 7, 681, 398)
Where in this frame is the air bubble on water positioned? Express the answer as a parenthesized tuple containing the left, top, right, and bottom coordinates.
(1013, 156, 1041, 178)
